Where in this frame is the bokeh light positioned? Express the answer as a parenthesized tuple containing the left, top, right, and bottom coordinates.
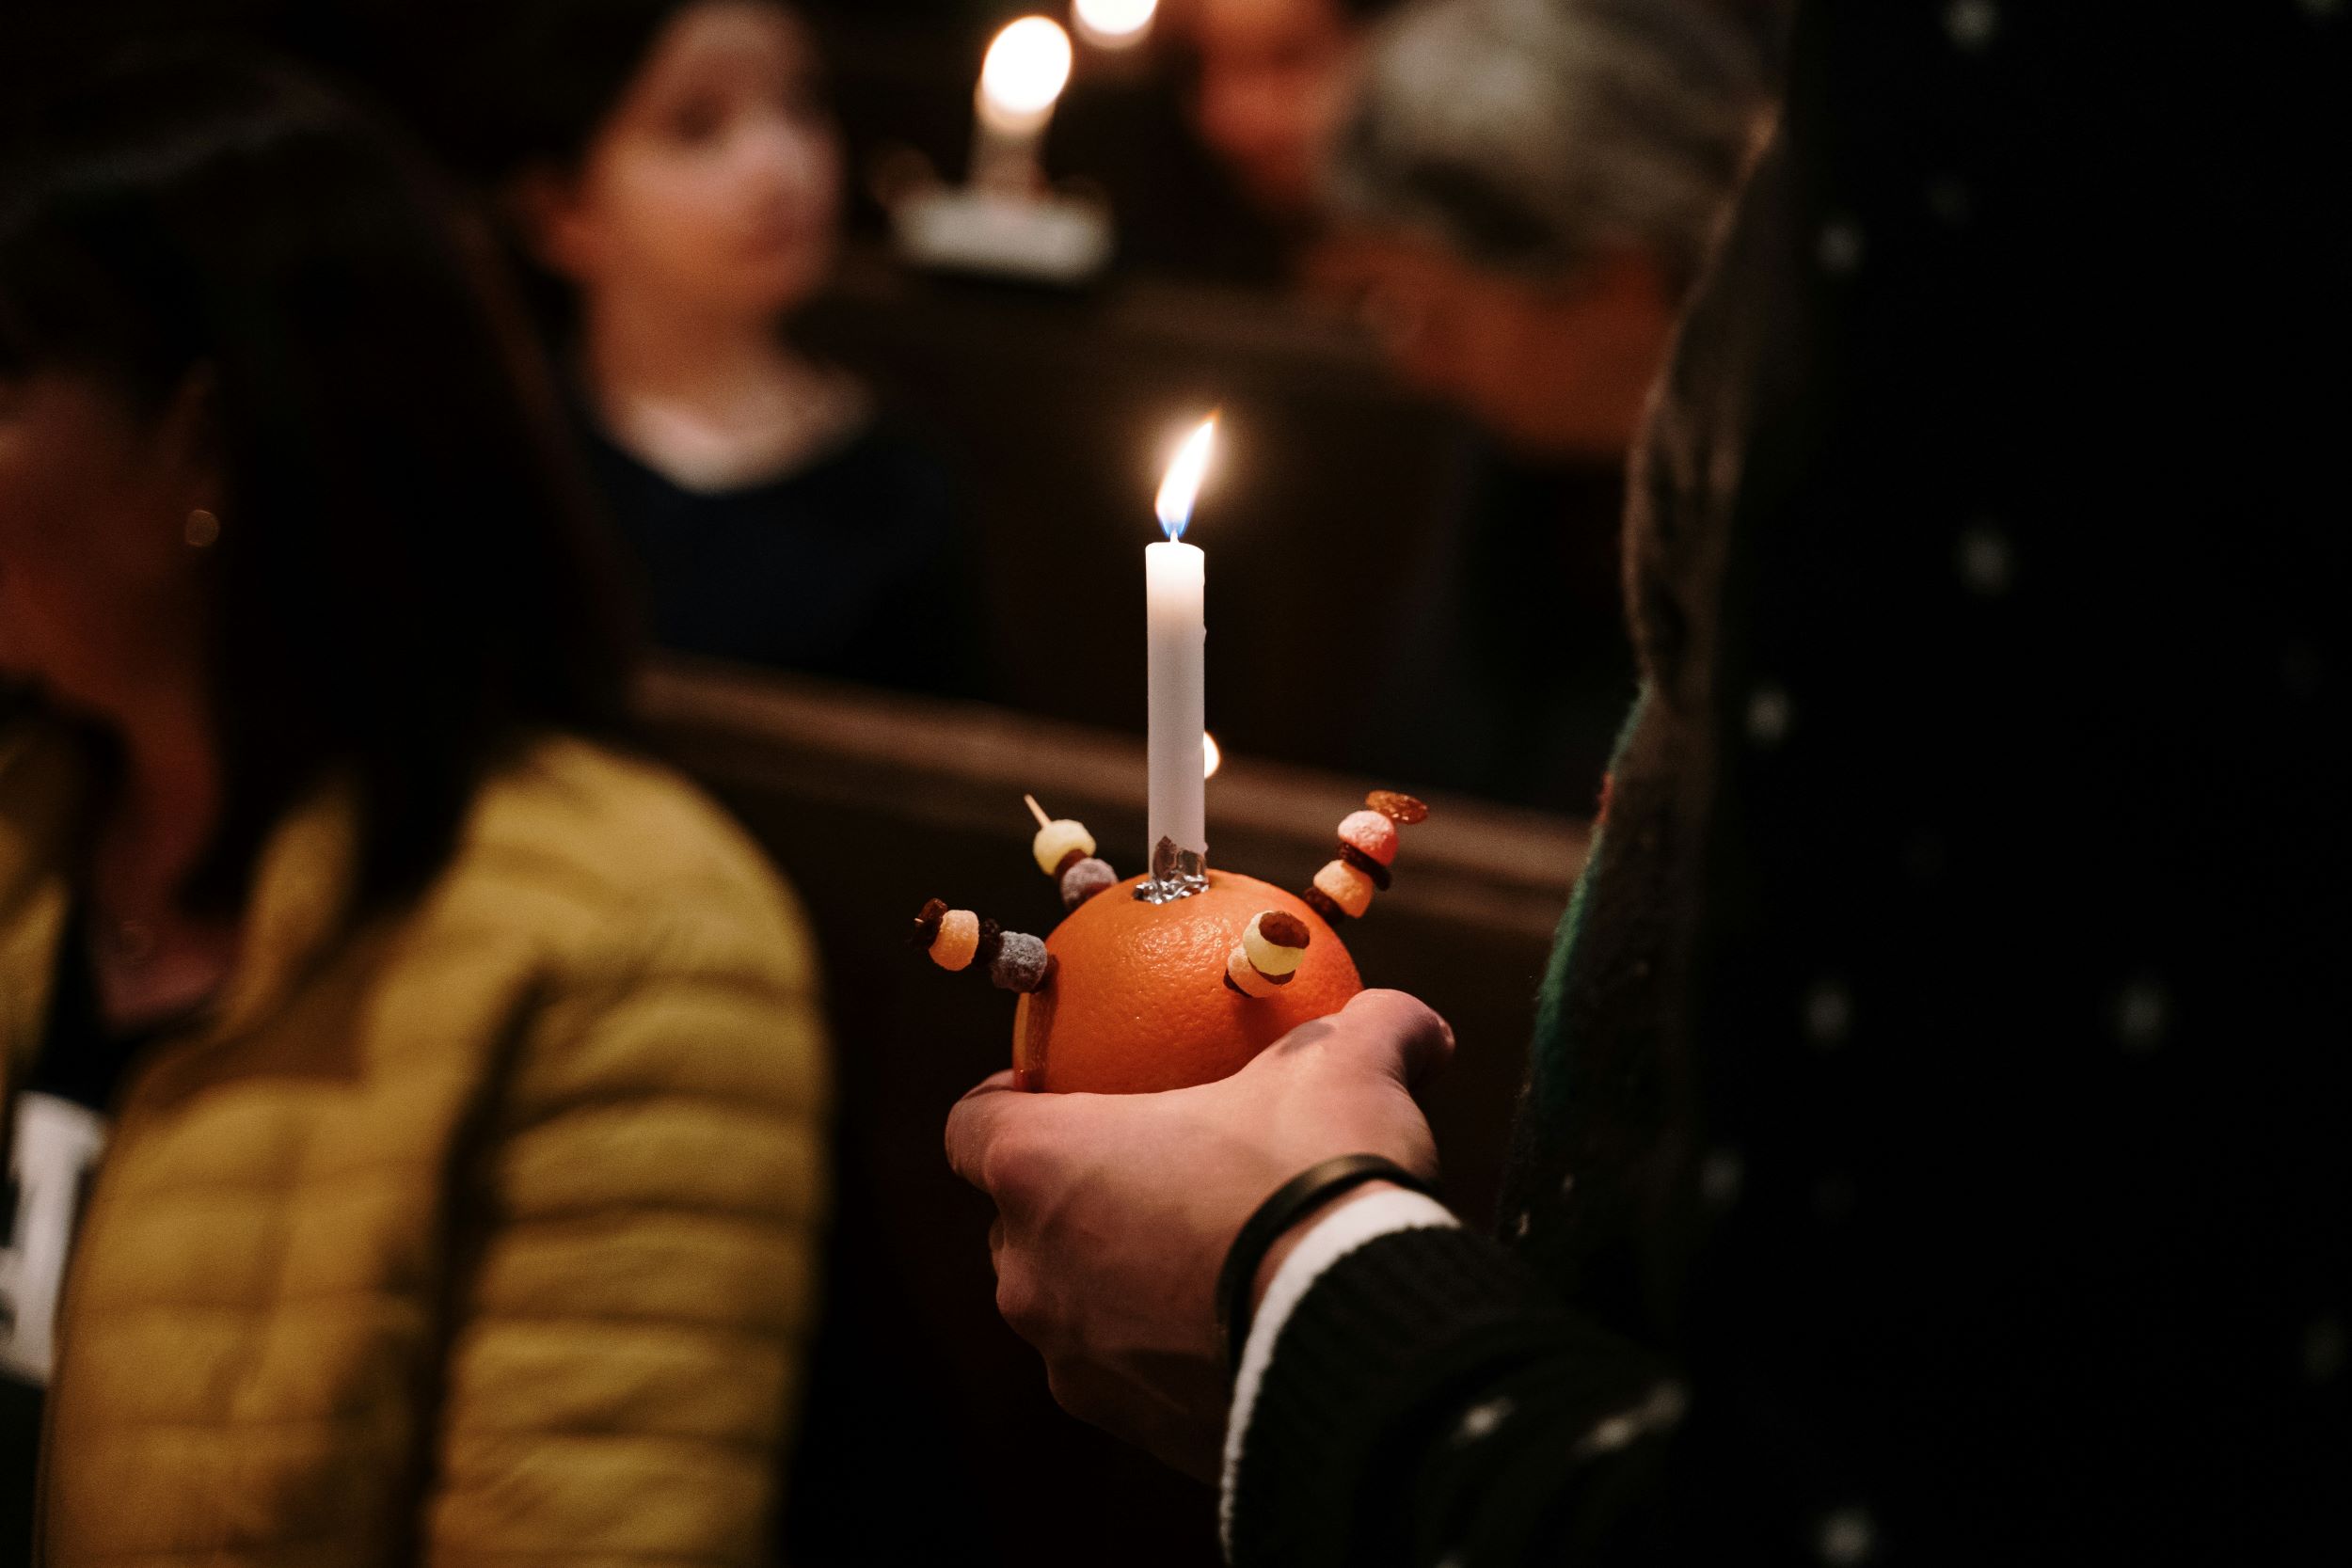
(1074, 0, 1158, 49)
(981, 17, 1075, 123)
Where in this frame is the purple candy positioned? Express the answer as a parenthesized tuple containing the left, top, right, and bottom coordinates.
(990, 931, 1053, 993)
(1059, 856, 1117, 910)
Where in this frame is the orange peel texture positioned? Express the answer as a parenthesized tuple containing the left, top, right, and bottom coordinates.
(1013, 870, 1361, 1094)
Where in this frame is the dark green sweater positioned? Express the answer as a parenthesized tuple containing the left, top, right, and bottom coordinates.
(1227, 4, 2352, 1563)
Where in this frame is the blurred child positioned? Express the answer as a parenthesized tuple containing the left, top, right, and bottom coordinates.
(501, 0, 981, 694)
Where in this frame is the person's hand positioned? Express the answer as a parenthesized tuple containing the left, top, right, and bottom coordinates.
(945, 989, 1454, 1481)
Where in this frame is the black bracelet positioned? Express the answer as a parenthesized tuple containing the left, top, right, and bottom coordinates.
(1216, 1153, 1438, 1379)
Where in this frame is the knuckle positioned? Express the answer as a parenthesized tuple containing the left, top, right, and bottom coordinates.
(979, 1129, 1046, 1209)
(995, 1275, 1047, 1339)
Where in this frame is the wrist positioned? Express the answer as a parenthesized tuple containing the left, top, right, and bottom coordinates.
(1250, 1180, 1405, 1312)
(1217, 1156, 1439, 1378)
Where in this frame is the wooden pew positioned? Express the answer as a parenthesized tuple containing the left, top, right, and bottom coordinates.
(638, 657, 1587, 1567)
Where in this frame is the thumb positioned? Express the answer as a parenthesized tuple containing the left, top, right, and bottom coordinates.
(944, 1069, 1031, 1193)
(1332, 989, 1456, 1092)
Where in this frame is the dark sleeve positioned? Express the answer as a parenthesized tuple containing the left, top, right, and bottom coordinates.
(1228, 1229, 1679, 1568)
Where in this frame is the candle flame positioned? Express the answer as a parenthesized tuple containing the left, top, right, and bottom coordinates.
(1202, 732, 1222, 780)
(1155, 414, 1219, 540)
(981, 17, 1074, 120)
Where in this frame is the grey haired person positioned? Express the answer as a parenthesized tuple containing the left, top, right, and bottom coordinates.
(1330, 0, 1773, 288)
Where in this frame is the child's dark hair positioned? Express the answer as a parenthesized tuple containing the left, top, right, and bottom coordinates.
(0, 46, 637, 915)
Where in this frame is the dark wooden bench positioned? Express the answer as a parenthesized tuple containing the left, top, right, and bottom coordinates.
(640, 657, 1587, 1567)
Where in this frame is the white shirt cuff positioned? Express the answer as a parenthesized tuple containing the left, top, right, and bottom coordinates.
(1217, 1186, 1459, 1559)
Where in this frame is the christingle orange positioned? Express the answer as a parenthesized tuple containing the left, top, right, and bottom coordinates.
(913, 791, 1428, 1095)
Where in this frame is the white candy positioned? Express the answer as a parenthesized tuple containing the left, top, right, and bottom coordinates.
(1227, 945, 1286, 999)
(1242, 913, 1307, 976)
(1031, 818, 1097, 877)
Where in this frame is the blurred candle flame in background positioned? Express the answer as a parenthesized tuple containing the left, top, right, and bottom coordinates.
(1073, 0, 1158, 51)
(978, 16, 1075, 135)
(1154, 414, 1219, 540)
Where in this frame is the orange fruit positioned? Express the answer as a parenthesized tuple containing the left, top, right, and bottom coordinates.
(1012, 870, 1362, 1095)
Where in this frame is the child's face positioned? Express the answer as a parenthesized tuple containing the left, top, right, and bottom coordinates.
(539, 2, 842, 321)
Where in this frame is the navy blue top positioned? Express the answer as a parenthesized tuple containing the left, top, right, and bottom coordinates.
(583, 415, 984, 698)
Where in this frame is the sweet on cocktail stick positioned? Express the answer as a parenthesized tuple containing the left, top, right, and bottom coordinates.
(1302, 791, 1429, 925)
(1025, 794, 1118, 909)
(914, 898, 1057, 992)
(1225, 910, 1311, 999)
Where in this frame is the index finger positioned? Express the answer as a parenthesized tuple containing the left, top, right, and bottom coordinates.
(945, 1069, 1034, 1193)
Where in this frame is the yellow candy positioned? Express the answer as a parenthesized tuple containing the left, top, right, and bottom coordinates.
(1242, 913, 1307, 976)
(1312, 860, 1376, 919)
(931, 909, 981, 971)
(1227, 944, 1286, 999)
(1031, 819, 1097, 877)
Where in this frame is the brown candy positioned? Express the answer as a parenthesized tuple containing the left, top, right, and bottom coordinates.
(912, 897, 948, 949)
(975, 918, 1004, 967)
(1338, 843, 1393, 892)
(1366, 790, 1429, 826)
(1300, 886, 1345, 924)
(1257, 911, 1311, 950)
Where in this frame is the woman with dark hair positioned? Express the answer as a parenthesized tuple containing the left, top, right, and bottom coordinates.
(0, 49, 826, 1563)
(490, 0, 981, 696)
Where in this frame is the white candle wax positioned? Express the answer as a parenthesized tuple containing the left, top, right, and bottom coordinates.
(973, 17, 1072, 191)
(1145, 539, 1207, 866)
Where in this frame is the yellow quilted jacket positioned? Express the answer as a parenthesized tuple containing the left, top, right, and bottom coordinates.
(0, 718, 829, 1565)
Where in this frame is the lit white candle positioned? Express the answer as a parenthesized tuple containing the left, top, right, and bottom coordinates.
(973, 17, 1073, 193)
(1144, 416, 1217, 895)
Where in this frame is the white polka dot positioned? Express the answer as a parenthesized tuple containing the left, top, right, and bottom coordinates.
(1926, 178, 1974, 226)
(1573, 1381, 1690, 1459)
(1559, 1171, 1578, 1198)
(2115, 980, 2170, 1053)
(1945, 0, 1999, 49)
(1584, 1412, 1637, 1452)
(1435, 1554, 1466, 1568)
(1700, 1148, 1744, 1208)
(1804, 981, 1853, 1048)
(1817, 220, 1866, 276)
(1813, 1174, 1858, 1223)
(2306, 1316, 2345, 1384)
(1819, 1506, 1878, 1565)
(1453, 1396, 1516, 1444)
(1512, 1210, 1533, 1241)
(1747, 685, 1793, 746)
(1957, 524, 2014, 596)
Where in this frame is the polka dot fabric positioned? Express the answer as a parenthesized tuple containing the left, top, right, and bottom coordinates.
(1231, 4, 2351, 1564)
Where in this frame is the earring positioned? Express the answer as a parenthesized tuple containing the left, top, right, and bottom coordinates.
(184, 508, 221, 549)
